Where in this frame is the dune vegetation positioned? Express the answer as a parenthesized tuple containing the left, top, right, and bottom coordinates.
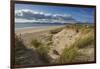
(15, 23, 95, 66)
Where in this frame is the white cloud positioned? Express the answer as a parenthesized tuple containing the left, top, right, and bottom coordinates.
(15, 18, 37, 23)
(15, 9, 44, 15)
(15, 9, 77, 23)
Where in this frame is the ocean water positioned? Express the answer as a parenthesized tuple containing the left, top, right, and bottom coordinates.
(15, 23, 94, 30)
(15, 23, 65, 29)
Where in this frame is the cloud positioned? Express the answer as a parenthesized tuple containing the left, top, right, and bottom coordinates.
(15, 9, 77, 23)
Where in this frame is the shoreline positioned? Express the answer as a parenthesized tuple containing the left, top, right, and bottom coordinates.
(15, 25, 64, 35)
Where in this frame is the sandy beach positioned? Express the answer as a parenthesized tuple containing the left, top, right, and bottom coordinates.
(15, 25, 65, 50)
(15, 25, 64, 35)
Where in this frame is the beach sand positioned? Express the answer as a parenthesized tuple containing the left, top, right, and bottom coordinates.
(15, 26, 64, 35)
(15, 25, 65, 49)
(15, 24, 95, 64)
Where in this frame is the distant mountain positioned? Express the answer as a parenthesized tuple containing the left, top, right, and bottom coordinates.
(15, 9, 77, 23)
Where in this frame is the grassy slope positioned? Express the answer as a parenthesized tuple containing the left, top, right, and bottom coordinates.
(15, 24, 94, 65)
(57, 24, 94, 63)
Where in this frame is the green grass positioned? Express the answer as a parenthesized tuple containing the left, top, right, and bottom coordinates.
(65, 24, 94, 33)
(16, 36, 51, 64)
(15, 36, 27, 52)
(31, 39, 42, 48)
(57, 27, 94, 63)
(37, 46, 50, 63)
(57, 47, 80, 63)
(31, 39, 51, 63)
(15, 24, 94, 64)
(15, 36, 35, 65)
(65, 24, 94, 44)
(36, 44, 51, 63)
(74, 33, 94, 48)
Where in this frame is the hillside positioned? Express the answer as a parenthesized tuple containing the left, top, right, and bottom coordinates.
(14, 24, 95, 67)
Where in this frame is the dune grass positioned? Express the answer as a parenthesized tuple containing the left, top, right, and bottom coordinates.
(31, 39, 43, 48)
(37, 45, 51, 63)
(74, 33, 94, 48)
(57, 26, 94, 63)
(15, 24, 94, 64)
(57, 47, 81, 63)
(31, 39, 51, 63)
(65, 24, 94, 33)
(15, 36, 36, 65)
(15, 36, 27, 53)
(50, 27, 63, 34)
(57, 35, 94, 63)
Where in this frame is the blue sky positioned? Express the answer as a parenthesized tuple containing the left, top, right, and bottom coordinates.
(15, 4, 95, 23)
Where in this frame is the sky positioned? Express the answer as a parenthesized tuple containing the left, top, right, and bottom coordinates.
(15, 3, 95, 23)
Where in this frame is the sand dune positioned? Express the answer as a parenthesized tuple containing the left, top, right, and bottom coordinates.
(15, 24, 95, 65)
